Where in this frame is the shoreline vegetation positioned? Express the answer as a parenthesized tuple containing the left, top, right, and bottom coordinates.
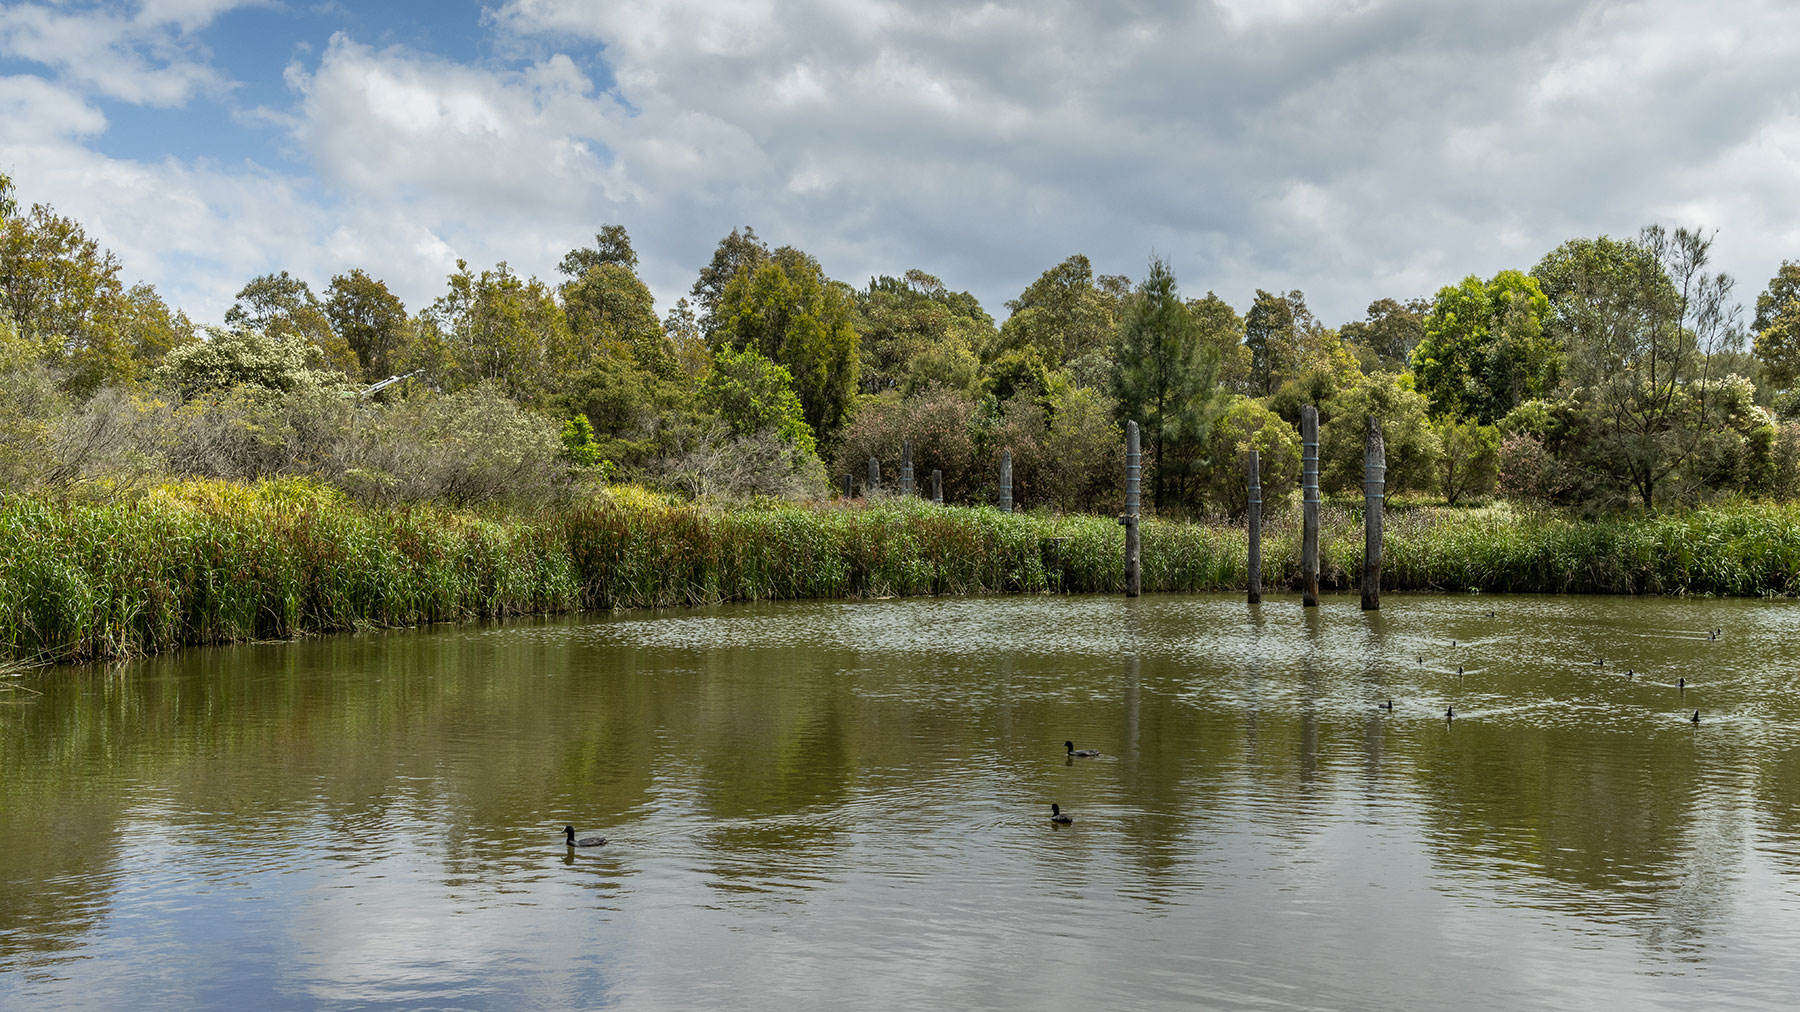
(8, 478, 1800, 667)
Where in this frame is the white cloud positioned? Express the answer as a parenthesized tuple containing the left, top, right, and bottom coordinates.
(0, 1, 248, 106)
(10, 0, 1800, 334)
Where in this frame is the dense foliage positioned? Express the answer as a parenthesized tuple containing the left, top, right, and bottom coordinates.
(5, 166, 1800, 524)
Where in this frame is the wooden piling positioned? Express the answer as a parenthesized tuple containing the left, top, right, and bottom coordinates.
(1362, 416, 1386, 611)
(931, 469, 943, 505)
(1247, 447, 1262, 604)
(868, 456, 881, 492)
(842, 473, 853, 498)
(1123, 420, 1141, 597)
(900, 439, 915, 497)
(1301, 404, 1319, 608)
(998, 452, 1013, 512)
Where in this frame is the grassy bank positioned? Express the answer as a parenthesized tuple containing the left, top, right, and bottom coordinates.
(7, 480, 1800, 665)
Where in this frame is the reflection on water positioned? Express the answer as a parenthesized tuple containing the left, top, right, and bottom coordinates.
(5, 593, 1800, 1009)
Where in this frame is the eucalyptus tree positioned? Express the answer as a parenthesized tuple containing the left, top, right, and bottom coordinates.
(325, 269, 408, 382)
(714, 246, 860, 443)
(1752, 261, 1800, 391)
(1537, 226, 1741, 510)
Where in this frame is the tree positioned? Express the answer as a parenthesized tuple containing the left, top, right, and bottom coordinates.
(715, 246, 860, 443)
(558, 224, 638, 277)
(691, 226, 769, 337)
(1110, 257, 1220, 513)
(996, 254, 1116, 366)
(1038, 383, 1122, 512)
(1752, 261, 1800, 390)
(697, 345, 818, 458)
(1411, 270, 1556, 423)
(325, 269, 408, 382)
(1244, 289, 1355, 396)
(1435, 418, 1501, 505)
(1319, 372, 1440, 495)
(1189, 292, 1249, 393)
(0, 202, 192, 395)
(856, 270, 995, 393)
(556, 351, 696, 478)
(561, 262, 670, 376)
(1543, 226, 1740, 509)
(0, 171, 16, 220)
(1341, 297, 1428, 373)
(226, 271, 356, 375)
(661, 297, 711, 378)
(409, 260, 572, 405)
(1198, 395, 1301, 517)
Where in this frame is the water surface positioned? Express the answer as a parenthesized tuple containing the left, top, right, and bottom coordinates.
(4, 593, 1800, 1010)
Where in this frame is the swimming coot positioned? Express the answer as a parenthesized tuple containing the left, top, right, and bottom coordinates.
(564, 826, 607, 847)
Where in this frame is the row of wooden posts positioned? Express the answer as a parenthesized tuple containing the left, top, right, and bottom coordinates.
(845, 404, 1388, 609)
(1119, 405, 1387, 609)
(843, 440, 1017, 511)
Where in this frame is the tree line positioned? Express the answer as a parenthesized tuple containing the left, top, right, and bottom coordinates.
(5, 167, 1800, 514)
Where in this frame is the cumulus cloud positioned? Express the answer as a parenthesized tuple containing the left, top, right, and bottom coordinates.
(7, 0, 1800, 330)
(480, 0, 1800, 320)
(0, 0, 248, 106)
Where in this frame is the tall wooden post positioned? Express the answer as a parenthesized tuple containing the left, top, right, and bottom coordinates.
(1362, 416, 1386, 611)
(1301, 404, 1319, 608)
(1123, 420, 1141, 597)
(868, 456, 881, 493)
(998, 452, 1013, 512)
(931, 469, 943, 504)
(900, 439, 915, 497)
(1247, 447, 1262, 604)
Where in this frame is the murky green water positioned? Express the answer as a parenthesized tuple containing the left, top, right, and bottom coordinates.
(4, 593, 1800, 1010)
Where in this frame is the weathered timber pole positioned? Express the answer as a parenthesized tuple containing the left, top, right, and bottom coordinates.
(1123, 420, 1142, 597)
(868, 455, 881, 493)
(1247, 447, 1263, 604)
(900, 439, 915, 496)
(843, 473, 853, 498)
(1301, 404, 1320, 608)
(998, 452, 1013, 512)
(931, 469, 943, 504)
(1362, 415, 1386, 611)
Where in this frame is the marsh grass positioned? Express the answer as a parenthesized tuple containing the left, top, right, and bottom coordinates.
(7, 481, 1800, 665)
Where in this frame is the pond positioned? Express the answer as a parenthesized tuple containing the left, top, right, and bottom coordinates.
(4, 593, 1800, 1010)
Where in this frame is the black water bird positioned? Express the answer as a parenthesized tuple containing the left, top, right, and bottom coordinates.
(1679, 677, 1686, 690)
(1445, 705, 1455, 719)
(1691, 710, 1701, 724)
(1625, 669, 1634, 678)
(1486, 610, 1496, 619)
(1379, 700, 1394, 711)
(1050, 803, 1073, 825)
(1065, 741, 1100, 758)
(564, 826, 607, 847)
(1417, 655, 1424, 666)
(1457, 666, 1464, 676)
(1593, 658, 1605, 666)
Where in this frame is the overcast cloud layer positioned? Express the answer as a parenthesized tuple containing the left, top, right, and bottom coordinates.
(3, 0, 1799, 328)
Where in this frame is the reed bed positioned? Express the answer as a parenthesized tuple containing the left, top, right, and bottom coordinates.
(7, 481, 1800, 666)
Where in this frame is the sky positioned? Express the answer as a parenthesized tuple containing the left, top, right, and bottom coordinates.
(3, 0, 1799, 330)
